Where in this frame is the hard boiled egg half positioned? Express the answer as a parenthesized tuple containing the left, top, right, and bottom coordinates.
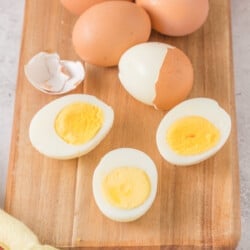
(118, 42, 193, 110)
(92, 148, 158, 222)
(156, 98, 231, 166)
(29, 94, 114, 160)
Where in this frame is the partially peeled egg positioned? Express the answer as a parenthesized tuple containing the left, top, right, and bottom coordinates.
(156, 98, 231, 166)
(29, 94, 114, 159)
(93, 148, 158, 222)
(24, 52, 85, 95)
(118, 42, 194, 110)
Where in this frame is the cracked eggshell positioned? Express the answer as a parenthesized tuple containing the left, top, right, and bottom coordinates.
(156, 98, 231, 166)
(24, 52, 85, 95)
(118, 42, 194, 110)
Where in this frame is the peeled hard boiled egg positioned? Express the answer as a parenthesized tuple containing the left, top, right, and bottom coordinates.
(136, 0, 209, 36)
(156, 98, 231, 166)
(72, 1, 151, 67)
(118, 42, 193, 110)
(29, 94, 114, 160)
(60, 0, 133, 15)
(92, 148, 158, 222)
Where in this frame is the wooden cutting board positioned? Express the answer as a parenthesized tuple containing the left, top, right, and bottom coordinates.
(5, 0, 241, 249)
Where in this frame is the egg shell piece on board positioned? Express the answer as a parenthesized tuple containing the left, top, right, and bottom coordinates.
(156, 98, 231, 166)
(24, 52, 85, 95)
(92, 148, 158, 222)
(118, 42, 193, 110)
(136, 0, 209, 36)
(60, 0, 133, 16)
(29, 94, 114, 160)
(72, 1, 151, 67)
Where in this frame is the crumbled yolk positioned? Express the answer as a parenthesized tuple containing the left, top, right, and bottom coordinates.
(166, 116, 220, 155)
(102, 167, 151, 209)
(0, 243, 9, 250)
(55, 102, 104, 145)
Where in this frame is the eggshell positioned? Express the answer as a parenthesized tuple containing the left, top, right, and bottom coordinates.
(24, 52, 85, 95)
(72, 1, 151, 67)
(60, 0, 133, 15)
(118, 42, 193, 110)
(136, 0, 209, 36)
(156, 98, 231, 166)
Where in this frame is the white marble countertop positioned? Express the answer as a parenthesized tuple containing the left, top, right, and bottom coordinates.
(0, 0, 249, 249)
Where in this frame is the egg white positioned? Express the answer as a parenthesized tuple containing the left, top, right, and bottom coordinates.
(29, 94, 114, 160)
(156, 98, 231, 166)
(118, 42, 173, 106)
(92, 148, 158, 222)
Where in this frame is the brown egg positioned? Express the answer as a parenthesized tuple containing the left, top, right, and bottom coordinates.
(72, 1, 151, 67)
(136, 0, 209, 36)
(60, 0, 133, 16)
(118, 42, 194, 110)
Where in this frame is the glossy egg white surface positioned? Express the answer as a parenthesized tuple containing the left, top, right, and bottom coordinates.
(92, 148, 158, 222)
(29, 94, 114, 160)
(118, 42, 193, 110)
(118, 42, 172, 105)
(156, 98, 231, 166)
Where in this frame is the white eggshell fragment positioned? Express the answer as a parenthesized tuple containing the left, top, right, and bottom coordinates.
(24, 52, 85, 94)
(29, 94, 114, 160)
(93, 148, 158, 222)
(118, 42, 193, 110)
(156, 98, 231, 166)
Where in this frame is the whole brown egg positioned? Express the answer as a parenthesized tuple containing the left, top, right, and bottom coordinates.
(136, 0, 209, 36)
(72, 1, 151, 67)
(60, 0, 134, 15)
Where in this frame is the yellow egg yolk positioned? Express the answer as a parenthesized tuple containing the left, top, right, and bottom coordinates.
(102, 167, 151, 209)
(55, 102, 104, 145)
(166, 116, 220, 155)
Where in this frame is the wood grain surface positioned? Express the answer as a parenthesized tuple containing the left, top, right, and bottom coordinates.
(5, 0, 241, 249)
